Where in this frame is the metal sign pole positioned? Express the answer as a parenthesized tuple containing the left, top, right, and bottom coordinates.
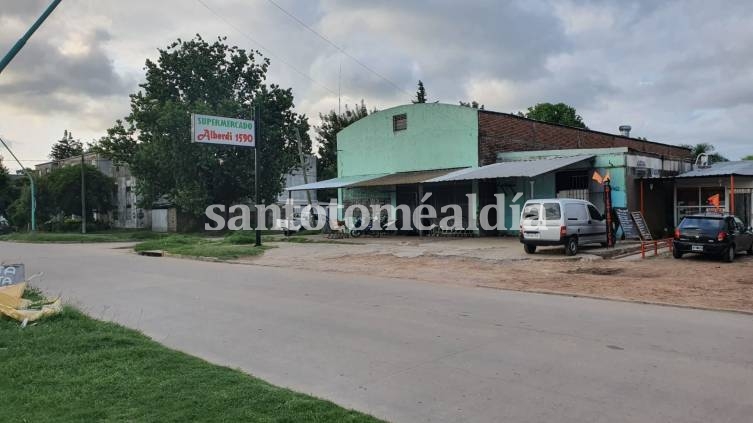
(254, 101, 262, 247)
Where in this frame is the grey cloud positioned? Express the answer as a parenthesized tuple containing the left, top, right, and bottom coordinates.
(0, 27, 132, 112)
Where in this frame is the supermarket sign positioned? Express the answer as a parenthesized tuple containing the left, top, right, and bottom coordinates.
(191, 113, 255, 147)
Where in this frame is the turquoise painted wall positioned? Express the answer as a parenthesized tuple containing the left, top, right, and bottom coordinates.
(337, 103, 479, 177)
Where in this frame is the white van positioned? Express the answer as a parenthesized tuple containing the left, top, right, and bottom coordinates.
(519, 198, 607, 256)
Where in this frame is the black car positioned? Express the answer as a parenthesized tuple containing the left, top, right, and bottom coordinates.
(673, 214, 753, 262)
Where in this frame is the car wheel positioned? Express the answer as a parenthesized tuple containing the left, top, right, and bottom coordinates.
(524, 244, 536, 254)
(723, 245, 736, 263)
(747, 244, 753, 255)
(565, 237, 578, 256)
(672, 247, 683, 259)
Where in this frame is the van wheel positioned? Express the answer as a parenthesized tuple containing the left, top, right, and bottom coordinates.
(565, 237, 578, 256)
(747, 244, 753, 255)
(672, 248, 683, 259)
(723, 245, 735, 263)
(524, 244, 536, 254)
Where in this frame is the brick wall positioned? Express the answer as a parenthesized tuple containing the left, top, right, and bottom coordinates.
(478, 111, 692, 166)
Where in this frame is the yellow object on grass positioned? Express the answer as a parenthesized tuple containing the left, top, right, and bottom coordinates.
(0, 283, 63, 323)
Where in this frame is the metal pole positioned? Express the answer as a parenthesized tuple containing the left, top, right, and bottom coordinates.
(254, 101, 262, 247)
(81, 150, 86, 234)
(0, 0, 63, 75)
(0, 136, 36, 231)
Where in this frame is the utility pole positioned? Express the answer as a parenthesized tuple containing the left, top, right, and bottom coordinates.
(81, 150, 86, 234)
(0, 0, 62, 75)
(0, 137, 36, 231)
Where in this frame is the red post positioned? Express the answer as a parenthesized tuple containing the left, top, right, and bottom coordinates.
(605, 179, 614, 247)
(730, 175, 735, 215)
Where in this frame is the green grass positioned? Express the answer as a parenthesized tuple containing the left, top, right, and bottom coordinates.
(0, 306, 384, 423)
(0, 230, 165, 243)
(135, 235, 270, 260)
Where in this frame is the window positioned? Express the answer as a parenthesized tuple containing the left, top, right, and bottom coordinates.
(588, 205, 603, 221)
(543, 203, 561, 220)
(392, 113, 407, 131)
(522, 203, 541, 220)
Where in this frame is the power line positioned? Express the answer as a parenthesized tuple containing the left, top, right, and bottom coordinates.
(265, 0, 412, 98)
(195, 0, 338, 97)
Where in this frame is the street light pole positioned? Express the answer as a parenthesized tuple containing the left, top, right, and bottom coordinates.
(0, 136, 36, 231)
(0, 0, 63, 75)
(254, 100, 262, 247)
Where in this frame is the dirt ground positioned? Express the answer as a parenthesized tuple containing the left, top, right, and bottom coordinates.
(247, 236, 753, 313)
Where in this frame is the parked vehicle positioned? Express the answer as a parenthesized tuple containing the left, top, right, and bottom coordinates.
(673, 214, 753, 262)
(519, 199, 607, 256)
(0, 216, 10, 235)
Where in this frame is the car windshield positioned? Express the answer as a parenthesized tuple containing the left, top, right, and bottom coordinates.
(679, 217, 724, 234)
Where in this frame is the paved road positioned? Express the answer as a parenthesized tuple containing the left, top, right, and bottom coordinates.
(3, 242, 752, 423)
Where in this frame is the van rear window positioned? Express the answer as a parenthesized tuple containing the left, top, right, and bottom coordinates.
(543, 203, 561, 220)
(523, 204, 540, 220)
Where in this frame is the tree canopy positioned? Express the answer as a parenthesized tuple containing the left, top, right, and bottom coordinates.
(95, 35, 310, 215)
(679, 143, 729, 163)
(459, 100, 484, 110)
(521, 103, 588, 129)
(7, 164, 113, 228)
(50, 130, 83, 161)
(0, 158, 13, 218)
(743, 155, 753, 161)
(315, 101, 371, 201)
(412, 80, 427, 104)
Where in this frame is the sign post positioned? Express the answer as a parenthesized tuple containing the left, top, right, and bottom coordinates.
(191, 112, 261, 246)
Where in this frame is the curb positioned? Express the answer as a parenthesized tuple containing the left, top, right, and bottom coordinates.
(476, 284, 753, 316)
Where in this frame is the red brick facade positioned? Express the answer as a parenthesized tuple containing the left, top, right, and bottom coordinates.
(478, 111, 692, 166)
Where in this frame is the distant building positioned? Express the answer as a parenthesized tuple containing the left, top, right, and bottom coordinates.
(35, 153, 150, 229)
(277, 154, 317, 207)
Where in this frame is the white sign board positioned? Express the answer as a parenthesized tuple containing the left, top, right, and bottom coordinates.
(191, 114, 255, 147)
(0, 264, 25, 286)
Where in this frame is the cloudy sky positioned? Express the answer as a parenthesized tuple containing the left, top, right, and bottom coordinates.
(1, 0, 752, 171)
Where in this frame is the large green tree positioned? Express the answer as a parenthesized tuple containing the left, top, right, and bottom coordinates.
(45, 164, 114, 218)
(679, 143, 728, 163)
(742, 155, 753, 161)
(0, 157, 14, 218)
(521, 102, 588, 129)
(7, 165, 113, 228)
(315, 101, 371, 201)
(95, 35, 310, 215)
(49, 130, 83, 160)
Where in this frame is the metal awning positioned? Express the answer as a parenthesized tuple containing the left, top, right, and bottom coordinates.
(349, 168, 465, 187)
(285, 173, 387, 191)
(674, 161, 753, 178)
(426, 155, 595, 183)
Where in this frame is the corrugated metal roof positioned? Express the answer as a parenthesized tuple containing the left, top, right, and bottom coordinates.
(676, 161, 753, 178)
(285, 173, 388, 191)
(350, 168, 465, 187)
(427, 155, 595, 183)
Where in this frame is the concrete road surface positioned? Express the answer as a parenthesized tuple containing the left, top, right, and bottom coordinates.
(2, 242, 752, 423)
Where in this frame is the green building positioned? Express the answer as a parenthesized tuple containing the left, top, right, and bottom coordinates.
(290, 103, 692, 236)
